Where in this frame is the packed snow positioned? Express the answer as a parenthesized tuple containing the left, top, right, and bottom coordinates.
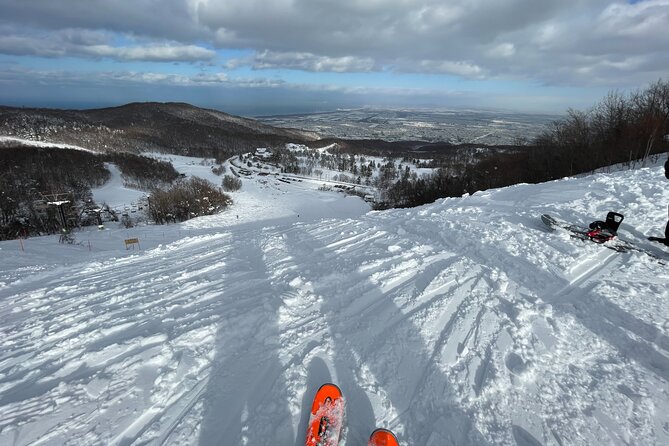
(1, 154, 669, 446)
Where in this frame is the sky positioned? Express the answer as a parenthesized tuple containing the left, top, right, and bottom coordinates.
(0, 0, 667, 116)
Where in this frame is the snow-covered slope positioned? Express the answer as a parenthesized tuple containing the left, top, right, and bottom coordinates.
(0, 136, 97, 153)
(1, 161, 669, 446)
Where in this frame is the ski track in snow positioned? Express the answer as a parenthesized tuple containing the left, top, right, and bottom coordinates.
(1, 160, 669, 445)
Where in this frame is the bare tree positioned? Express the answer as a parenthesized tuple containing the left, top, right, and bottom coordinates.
(630, 79, 669, 165)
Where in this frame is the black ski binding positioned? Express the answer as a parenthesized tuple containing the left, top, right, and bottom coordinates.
(587, 212, 624, 243)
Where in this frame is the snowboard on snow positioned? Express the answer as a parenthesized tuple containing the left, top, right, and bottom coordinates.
(541, 213, 663, 261)
(305, 383, 345, 446)
(542, 213, 632, 252)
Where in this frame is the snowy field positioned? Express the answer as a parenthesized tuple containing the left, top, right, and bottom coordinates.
(1, 155, 669, 445)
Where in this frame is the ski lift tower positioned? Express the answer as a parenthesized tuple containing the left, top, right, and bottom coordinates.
(42, 192, 72, 230)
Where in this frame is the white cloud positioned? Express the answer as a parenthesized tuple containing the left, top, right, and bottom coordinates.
(413, 60, 485, 78)
(0, 0, 668, 89)
(0, 27, 215, 62)
(83, 44, 215, 62)
(0, 66, 287, 89)
(100, 70, 229, 86)
(226, 50, 376, 73)
(486, 43, 516, 59)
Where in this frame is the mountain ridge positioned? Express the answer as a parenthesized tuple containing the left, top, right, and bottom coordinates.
(0, 101, 320, 157)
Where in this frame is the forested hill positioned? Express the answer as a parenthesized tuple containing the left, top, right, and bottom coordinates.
(0, 102, 318, 159)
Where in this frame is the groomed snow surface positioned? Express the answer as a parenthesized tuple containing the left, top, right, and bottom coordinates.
(1, 158, 669, 446)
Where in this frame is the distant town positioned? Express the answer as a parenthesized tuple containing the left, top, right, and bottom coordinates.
(258, 108, 559, 145)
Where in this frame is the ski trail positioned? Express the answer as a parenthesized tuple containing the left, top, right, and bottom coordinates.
(0, 234, 235, 445)
(563, 248, 619, 288)
(277, 219, 495, 445)
(259, 230, 350, 445)
(197, 228, 296, 446)
(1, 241, 228, 402)
(507, 234, 669, 444)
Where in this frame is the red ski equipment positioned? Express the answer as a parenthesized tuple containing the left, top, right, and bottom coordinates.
(305, 383, 345, 446)
(368, 428, 399, 446)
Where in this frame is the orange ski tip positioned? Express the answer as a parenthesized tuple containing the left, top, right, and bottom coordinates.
(310, 383, 343, 414)
(305, 383, 345, 446)
(368, 428, 399, 446)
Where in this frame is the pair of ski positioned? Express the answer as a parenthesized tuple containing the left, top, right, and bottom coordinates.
(306, 383, 398, 446)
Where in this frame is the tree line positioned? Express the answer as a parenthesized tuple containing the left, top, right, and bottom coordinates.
(379, 79, 669, 208)
(0, 145, 179, 239)
(148, 177, 232, 224)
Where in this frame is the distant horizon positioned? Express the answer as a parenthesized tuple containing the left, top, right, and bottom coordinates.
(0, 98, 566, 119)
